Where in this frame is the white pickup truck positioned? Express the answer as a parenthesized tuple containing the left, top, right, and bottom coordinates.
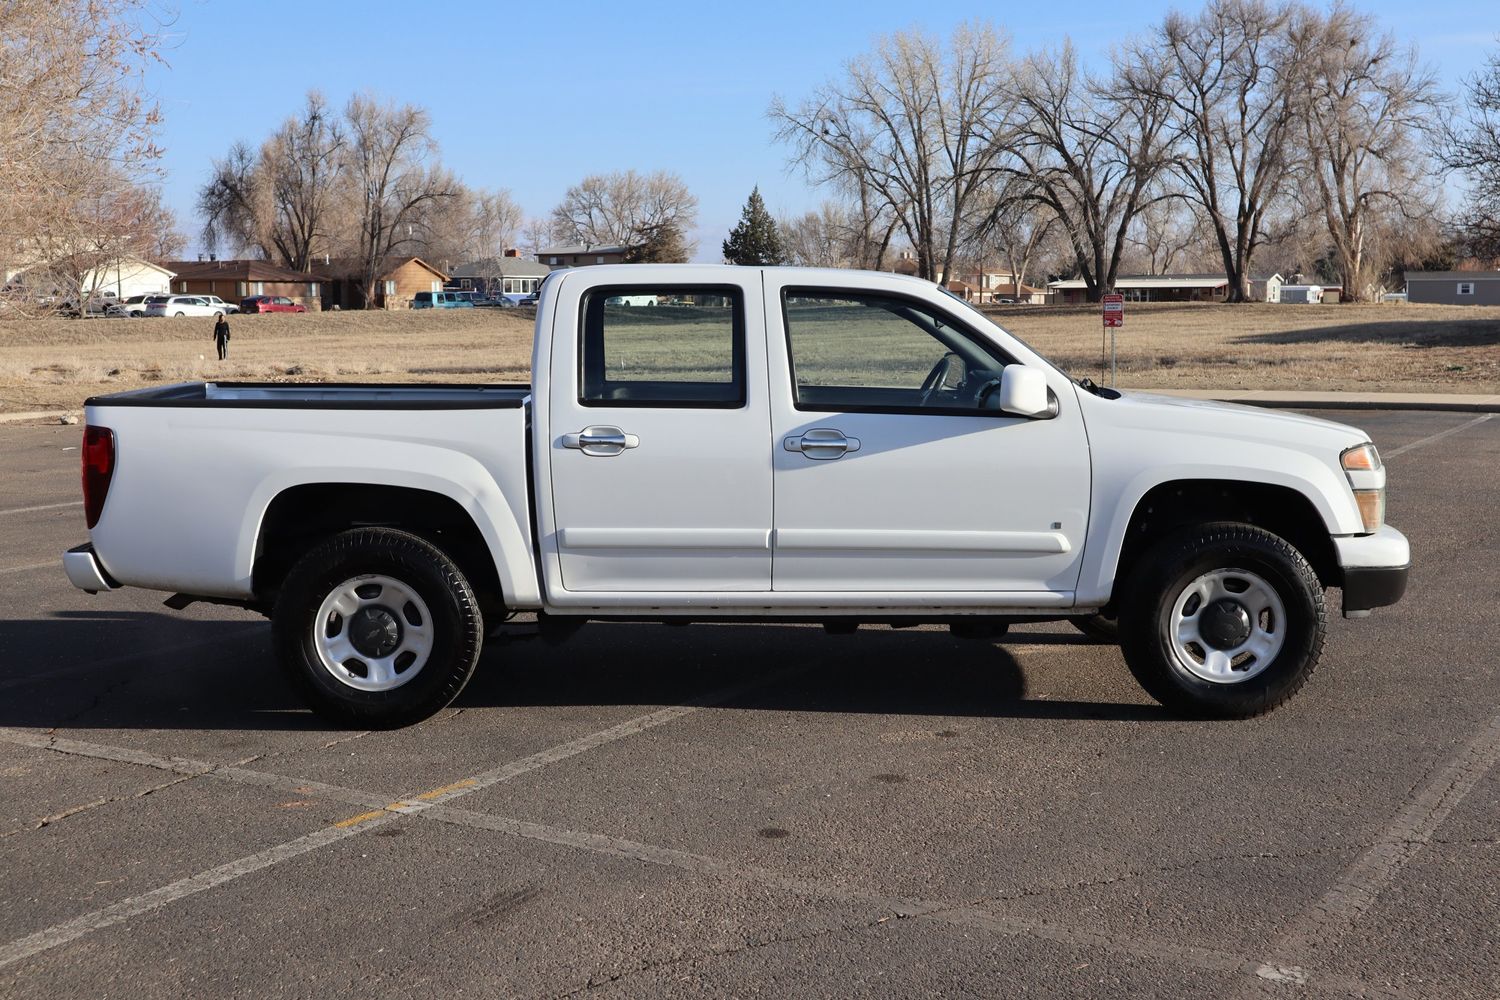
(64, 265, 1409, 726)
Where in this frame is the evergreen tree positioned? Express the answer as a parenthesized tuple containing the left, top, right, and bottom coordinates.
(722, 186, 788, 265)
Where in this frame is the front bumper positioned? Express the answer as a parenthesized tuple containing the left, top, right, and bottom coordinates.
(1333, 525, 1409, 617)
(63, 543, 117, 593)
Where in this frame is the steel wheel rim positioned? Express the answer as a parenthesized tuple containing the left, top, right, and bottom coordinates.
(1167, 567, 1286, 684)
(312, 574, 434, 692)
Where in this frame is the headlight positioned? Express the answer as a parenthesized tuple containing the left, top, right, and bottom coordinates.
(1341, 443, 1382, 472)
(1341, 443, 1384, 532)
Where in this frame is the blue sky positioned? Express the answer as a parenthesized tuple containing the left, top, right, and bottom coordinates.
(147, 0, 1496, 261)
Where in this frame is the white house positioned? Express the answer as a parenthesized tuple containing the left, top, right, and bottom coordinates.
(6, 254, 174, 302)
(79, 257, 175, 300)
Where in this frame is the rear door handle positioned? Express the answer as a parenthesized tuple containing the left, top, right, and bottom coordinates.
(784, 428, 861, 460)
(562, 425, 640, 456)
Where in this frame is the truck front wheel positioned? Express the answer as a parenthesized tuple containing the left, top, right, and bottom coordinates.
(272, 528, 483, 727)
(1118, 523, 1325, 718)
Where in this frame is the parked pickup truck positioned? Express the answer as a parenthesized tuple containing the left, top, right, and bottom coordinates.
(64, 265, 1409, 727)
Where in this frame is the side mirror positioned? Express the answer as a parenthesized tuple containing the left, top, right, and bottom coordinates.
(998, 366, 1052, 418)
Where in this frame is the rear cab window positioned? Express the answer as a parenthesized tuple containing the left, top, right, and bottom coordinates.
(579, 286, 745, 408)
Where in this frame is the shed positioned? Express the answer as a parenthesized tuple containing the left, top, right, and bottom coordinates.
(1278, 285, 1324, 304)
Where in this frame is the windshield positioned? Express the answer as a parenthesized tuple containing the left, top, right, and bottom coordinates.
(934, 285, 1071, 382)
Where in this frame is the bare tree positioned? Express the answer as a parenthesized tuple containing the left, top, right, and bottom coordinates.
(199, 92, 347, 271)
(261, 92, 346, 271)
(197, 142, 267, 259)
(1122, 196, 1218, 274)
(999, 44, 1174, 300)
(1139, 0, 1304, 300)
(472, 189, 524, 260)
(770, 23, 1015, 283)
(519, 218, 552, 259)
(344, 93, 458, 308)
(780, 201, 862, 268)
(1442, 45, 1500, 259)
(966, 177, 1060, 291)
(550, 170, 698, 254)
(406, 183, 477, 272)
(1292, 6, 1441, 300)
(0, 0, 166, 312)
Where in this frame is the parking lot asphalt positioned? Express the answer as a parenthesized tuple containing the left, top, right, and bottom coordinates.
(0, 409, 1496, 999)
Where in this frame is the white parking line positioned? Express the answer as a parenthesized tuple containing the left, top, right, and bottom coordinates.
(0, 671, 786, 970)
(0, 500, 82, 517)
(0, 560, 57, 576)
(1240, 713, 1500, 986)
(0, 821, 387, 969)
(1384, 413, 1494, 459)
(0, 726, 1377, 996)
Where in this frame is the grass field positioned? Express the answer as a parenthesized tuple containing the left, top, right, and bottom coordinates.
(1, 299, 1497, 413)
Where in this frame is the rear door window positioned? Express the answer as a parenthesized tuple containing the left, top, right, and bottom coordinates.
(579, 287, 744, 408)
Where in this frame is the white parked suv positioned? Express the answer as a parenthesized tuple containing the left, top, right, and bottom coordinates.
(63, 265, 1410, 727)
(142, 294, 230, 318)
(106, 294, 153, 318)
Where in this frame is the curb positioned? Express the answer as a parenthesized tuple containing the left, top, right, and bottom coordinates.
(0, 411, 75, 425)
(1139, 390, 1500, 414)
(1232, 398, 1500, 413)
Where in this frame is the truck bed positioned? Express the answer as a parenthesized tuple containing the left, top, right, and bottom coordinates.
(86, 381, 531, 409)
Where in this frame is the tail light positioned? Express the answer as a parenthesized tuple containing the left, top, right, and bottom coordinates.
(82, 425, 115, 529)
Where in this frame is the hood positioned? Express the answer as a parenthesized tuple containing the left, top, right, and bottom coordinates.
(1087, 389, 1370, 454)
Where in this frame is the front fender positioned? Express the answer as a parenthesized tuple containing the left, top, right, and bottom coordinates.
(1076, 451, 1360, 606)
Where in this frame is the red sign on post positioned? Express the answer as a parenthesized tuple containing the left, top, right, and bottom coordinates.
(1102, 293, 1124, 328)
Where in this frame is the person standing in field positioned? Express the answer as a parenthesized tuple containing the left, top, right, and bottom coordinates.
(212, 314, 231, 361)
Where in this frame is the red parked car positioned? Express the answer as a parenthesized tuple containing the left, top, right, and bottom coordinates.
(239, 295, 307, 314)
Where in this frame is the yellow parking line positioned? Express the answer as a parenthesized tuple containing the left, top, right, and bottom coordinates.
(332, 810, 386, 829)
(413, 778, 477, 801)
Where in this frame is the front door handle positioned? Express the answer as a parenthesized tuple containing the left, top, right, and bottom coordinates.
(784, 427, 861, 460)
(562, 425, 640, 456)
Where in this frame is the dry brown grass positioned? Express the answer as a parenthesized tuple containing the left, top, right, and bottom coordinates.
(993, 301, 1500, 393)
(1, 299, 1497, 413)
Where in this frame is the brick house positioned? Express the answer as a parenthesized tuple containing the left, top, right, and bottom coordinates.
(161, 259, 321, 309)
(313, 257, 449, 310)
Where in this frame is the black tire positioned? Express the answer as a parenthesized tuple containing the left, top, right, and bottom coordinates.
(1070, 613, 1119, 643)
(272, 527, 484, 728)
(1118, 522, 1325, 718)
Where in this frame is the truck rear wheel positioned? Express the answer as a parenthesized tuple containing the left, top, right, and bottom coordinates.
(272, 528, 483, 728)
(1118, 523, 1325, 718)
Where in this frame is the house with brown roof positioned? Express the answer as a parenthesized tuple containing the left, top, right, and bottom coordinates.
(887, 251, 1046, 304)
(163, 259, 322, 309)
(312, 257, 449, 310)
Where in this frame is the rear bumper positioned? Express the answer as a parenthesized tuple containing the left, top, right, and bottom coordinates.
(1333, 525, 1409, 617)
(63, 543, 117, 593)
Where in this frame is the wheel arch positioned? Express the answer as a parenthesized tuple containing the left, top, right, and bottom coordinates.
(248, 479, 529, 614)
(1085, 477, 1340, 607)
